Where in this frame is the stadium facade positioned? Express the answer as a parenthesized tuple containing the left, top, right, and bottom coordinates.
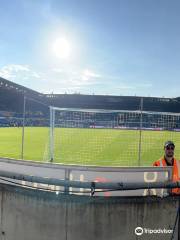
(1, 77, 180, 113)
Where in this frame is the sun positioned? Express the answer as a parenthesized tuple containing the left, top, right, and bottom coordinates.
(52, 37, 71, 59)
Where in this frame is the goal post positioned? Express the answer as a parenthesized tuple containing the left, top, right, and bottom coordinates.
(48, 106, 180, 166)
(49, 107, 131, 164)
(49, 106, 122, 163)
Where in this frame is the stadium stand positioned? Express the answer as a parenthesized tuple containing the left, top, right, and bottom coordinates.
(1, 76, 180, 113)
(45, 94, 180, 112)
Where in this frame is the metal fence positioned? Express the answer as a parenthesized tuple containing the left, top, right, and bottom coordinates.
(1, 99, 180, 166)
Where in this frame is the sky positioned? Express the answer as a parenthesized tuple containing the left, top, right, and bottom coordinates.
(0, 0, 180, 97)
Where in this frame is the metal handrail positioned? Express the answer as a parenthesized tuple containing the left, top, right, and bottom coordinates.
(0, 170, 179, 190)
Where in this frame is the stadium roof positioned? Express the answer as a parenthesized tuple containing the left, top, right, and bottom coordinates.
(1, 77, 180, 113)
(0, 77, 42, 97)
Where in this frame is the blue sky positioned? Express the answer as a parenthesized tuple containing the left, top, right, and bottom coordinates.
(0, 0, 180, 97)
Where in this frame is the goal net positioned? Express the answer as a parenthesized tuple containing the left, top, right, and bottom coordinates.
(48, 107, 180, 166)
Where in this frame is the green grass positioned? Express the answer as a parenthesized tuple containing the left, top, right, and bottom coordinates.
(0, 127, 180, 166)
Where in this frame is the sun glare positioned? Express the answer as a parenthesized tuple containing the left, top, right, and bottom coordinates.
(52, 38, 71, 59)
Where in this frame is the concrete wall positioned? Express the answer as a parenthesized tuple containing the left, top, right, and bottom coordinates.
(0, 183, 179, 240)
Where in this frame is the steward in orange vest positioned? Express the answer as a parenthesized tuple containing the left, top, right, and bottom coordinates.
(153, 141, 180, 195)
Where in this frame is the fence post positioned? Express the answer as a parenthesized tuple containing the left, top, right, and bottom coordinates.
(21, 94, 26, 160)
(49, 106, 55, 162)
(138, 97, 143, 166)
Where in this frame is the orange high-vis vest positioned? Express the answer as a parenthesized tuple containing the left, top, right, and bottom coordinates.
(153, 158, 180, 195)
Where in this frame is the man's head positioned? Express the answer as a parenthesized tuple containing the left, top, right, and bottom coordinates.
(164, 141, 175, 159)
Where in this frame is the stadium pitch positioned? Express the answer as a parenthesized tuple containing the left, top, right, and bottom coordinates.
(0, 127, 180, 166)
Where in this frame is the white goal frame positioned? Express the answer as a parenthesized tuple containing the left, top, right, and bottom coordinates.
(49, 106, 180, 164)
